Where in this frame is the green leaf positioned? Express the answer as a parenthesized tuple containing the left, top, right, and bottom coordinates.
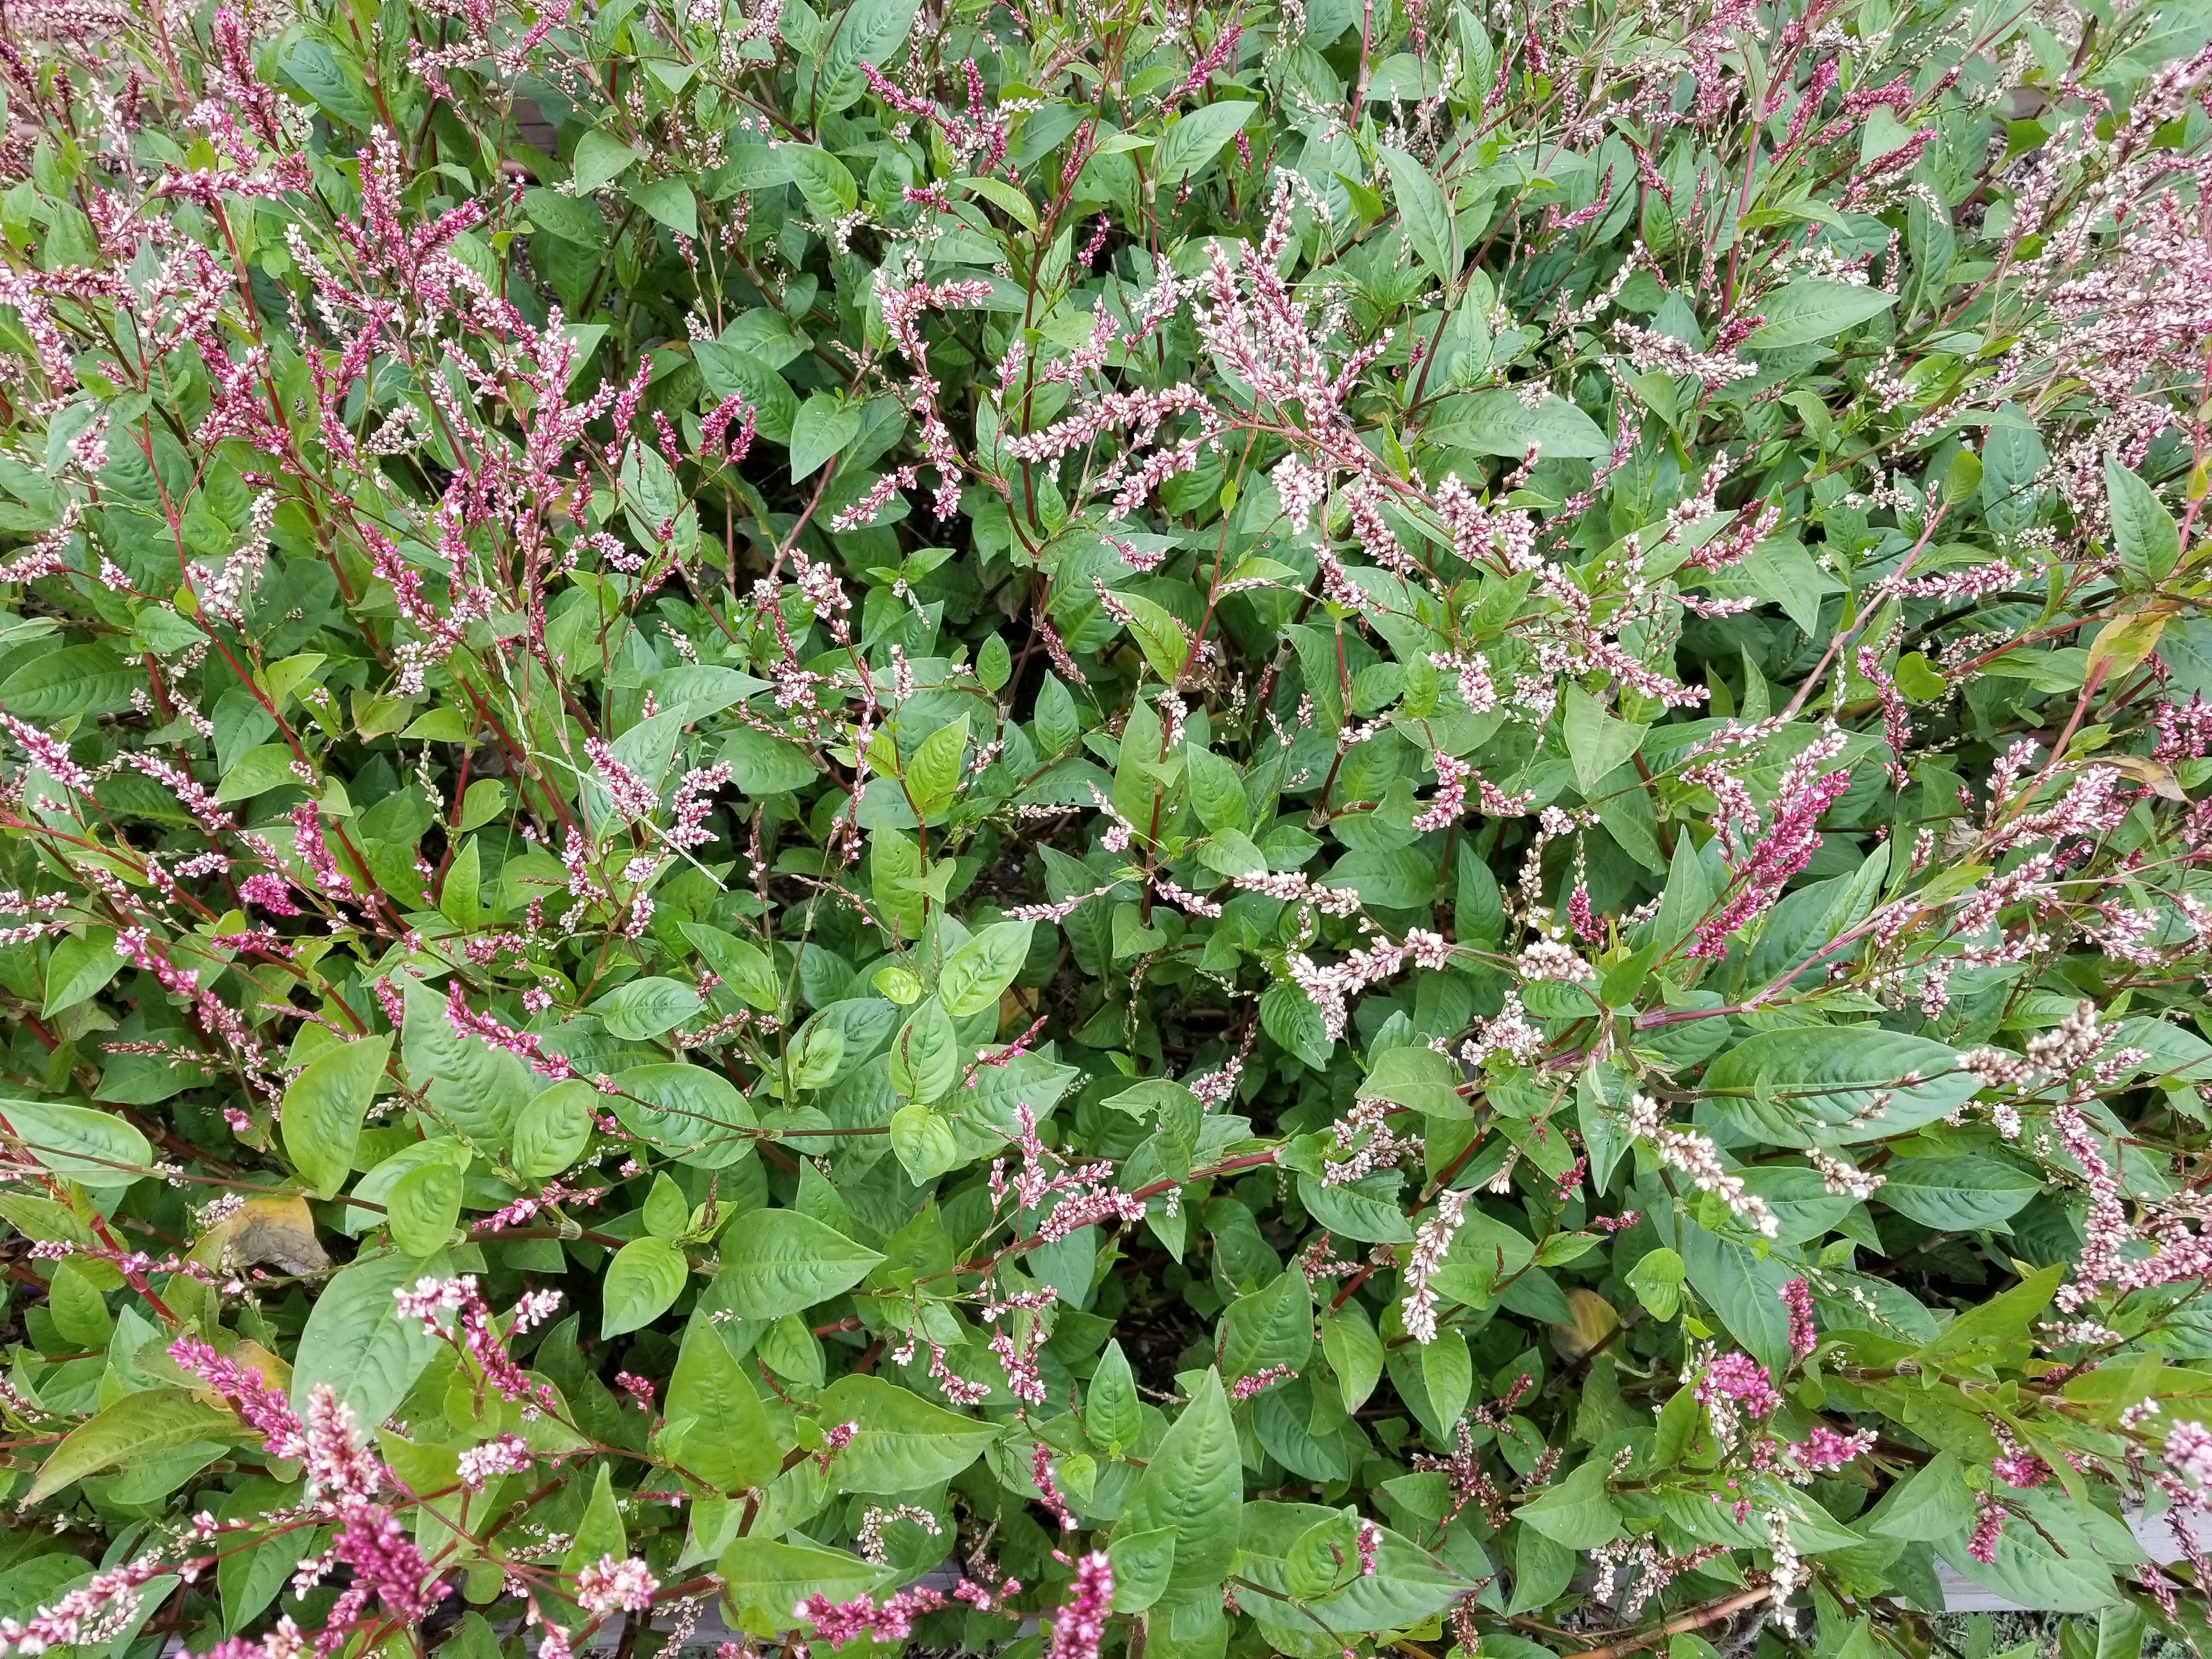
(870, 827, 926, 939)
(1319, 1301, 1385, 1412)
(681, 922, 782, 1012)
(1154, 100, 1257, 184)
(1330, 848, 1437, 909)
(2104, 455, 2180, 580)
(215, 743, 301, 801)
(1895, 652, 1947, 700)
(291, 1249, 447, 1429)
(1385, 1327, 1464, 1437)
(560, 1463, 627, 1587)
(1916, 1262, 2065, 1367)
(1419, 1327, 1472, 1427)
(346, 1138, 469, 1242)
(816, 0, 922, 111)
(1379, 146, 1455, 277)
(938, 920, 1033, 1017)
(1982, 407, 2046, 534)
(1086, 1339, 1142, 1452)
(693, 345, 798, 445)
(1937, 1483, 2128, 1612)
(648, 663, 770, 720)
(815, 1373, 1000, 1491)
(281, 1034, 391, 1199)
(1298, 1172, 1414, 1244)
(439, 836, 481, 929)
(401, 707, 471, 742)
(1261, 983, 1333, 1067)
(1508, 1524, 1575, 1614)
(715, 144, 796, 194)
(1563, 685, 1650, 796)
(608, 1062, 755, 1168)
(1869, 1449, 1976, 1540)
(42, 929, 120, 1015)
(30, 1389, 236, 1502)
(0, 645, 136, 720)
(715, 1207, 885, 1318)
(1035, 674, 1079, 754)
(1742, 280, 1898, 348)
(1220, 1269, 1313, 1385)
(571, 129, 640, 192)
(593, 976, 703, 1041)
(1424, 388, 1611, 459)
(721, 726, 816, 794)
(888, 996, 960, 1103)
(962, 173, 1037, 230)
(1285, 1507, 1364, 1599)
(1357, 1045, 1466, 1117)
(46, 1260, 109, 1346)
(1705, 1028, 1978, 1145)
(385, 1156, 463, 1256)
(1122, 1369, 1242, 1598)
(785, 144, 859, 216)
(0, 1098, 151, 1188)
(629, 177, 697, 237)
(1235, 1503, 1474, 1633)
(1677, 1212, 1799, 1376)
(1197, 826, 1268, 878)
(2098, 1602, 2147, 1659)
(276, 37, 376, 127)
(1457, 838, 1504, 946)
(904, 713, 969, 820)
(1624, 1246, 1683, 1319)
(603, 1237, 689, 1338)
(976, 633, 1011, 690)
(1183, 744, 1247, 832)
(723, 1538, 881, 1629)
(789, 1021, 848, 1089)
(1538, 1230, 1599, 1267)
(402, 981, 530, 1146)
(1518, 1459, 1624, 1549)
(643, 1171, 689, 1239)
(1702, 536, 1843, 635)
(1577, 1065, 1630, 1189)
(889, 1103, 960, 1182)
(218, 1493, 300, 1633)
(512, 1079, 597, 1178)
(1114, 593, 1190, 683)
(789, 394, 862, 482)
(1650, 1378, 1703, 1470)
(1942, 448, 1983, 506)
(1107, 1525, 1177, 1612)
(666, 1310, 784, 1492)
(1428, 1210, 1537, 1307)
(1880, 1156, 2041, 1230)
(458, 778, 509, 830)
(524, 185, 606, 245)
(1647, 832, 1714, 955)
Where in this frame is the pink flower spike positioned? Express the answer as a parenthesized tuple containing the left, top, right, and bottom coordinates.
(1780, 1278, 1816, 1359)
(1047, 1552, 1114, 1659)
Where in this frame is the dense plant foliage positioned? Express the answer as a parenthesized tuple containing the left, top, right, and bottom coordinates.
(6, 0, 2212, 1654)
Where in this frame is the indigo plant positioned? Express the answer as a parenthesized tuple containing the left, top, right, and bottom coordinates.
(0, 0, 2208, 1655)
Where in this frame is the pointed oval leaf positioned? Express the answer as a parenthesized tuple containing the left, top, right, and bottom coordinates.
(603, 1236, 689, 1338)
(715, 1207, 886, 1319)
(281, 1034, 392, 1199)
(0, 1098, 153, 1188)
(1122, 1369, 1242, 1596)
(938, 919, 1034, 1017)
(815, 1373, 1000, 1492)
